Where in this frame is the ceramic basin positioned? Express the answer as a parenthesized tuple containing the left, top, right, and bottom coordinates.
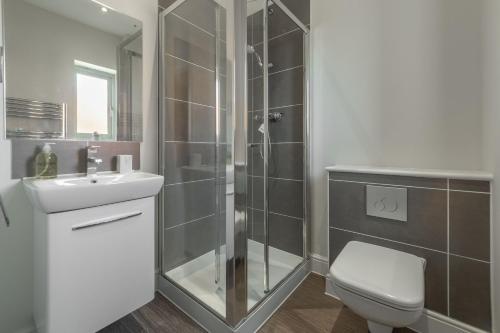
(23, 172, 164, 213)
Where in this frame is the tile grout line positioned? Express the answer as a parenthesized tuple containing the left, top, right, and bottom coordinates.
(170, 12, 215, 38)
(250, 207, 304, 221)
(448, 252, 491, 265)
(164, 178, 216, 187)
(330, 179, 447, 191)
(164, 214, 216, 231)
(253, 27, 301, 47)
(330, 226, 448, 255)
(249, 175, 303, 182)
(252, 65, 304, 80)
(447, 178, 450, 317)
(165, 97, 215, 109)
(165, 53, 215, 73)
(249, 103, 304, 112)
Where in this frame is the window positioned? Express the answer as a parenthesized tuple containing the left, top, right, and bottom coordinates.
(75, 60, 116, 140)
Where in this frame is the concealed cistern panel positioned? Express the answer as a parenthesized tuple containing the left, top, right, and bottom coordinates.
(366, 185, 407, 222)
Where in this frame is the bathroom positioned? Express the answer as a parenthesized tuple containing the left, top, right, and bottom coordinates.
(0, 0, 498, 332)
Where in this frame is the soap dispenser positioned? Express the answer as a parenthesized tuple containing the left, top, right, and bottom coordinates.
(35, 143, 58, 179)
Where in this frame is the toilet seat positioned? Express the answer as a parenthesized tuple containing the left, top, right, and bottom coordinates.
(330, 241, 426, 311)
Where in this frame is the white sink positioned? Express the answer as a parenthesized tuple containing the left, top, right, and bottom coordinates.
(23, 172, 164, 213)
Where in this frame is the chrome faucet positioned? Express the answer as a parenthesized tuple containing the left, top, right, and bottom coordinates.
(87, 145, 103, 176)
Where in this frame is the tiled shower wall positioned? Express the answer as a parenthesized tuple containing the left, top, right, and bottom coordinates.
(247, 0, 310, 257)
(328, 171, 492, 331)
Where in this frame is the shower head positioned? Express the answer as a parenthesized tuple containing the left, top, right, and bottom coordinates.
(246, 45, 273, 69)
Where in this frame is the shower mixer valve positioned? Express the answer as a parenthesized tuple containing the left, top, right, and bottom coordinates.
(254, 112, 284, 123)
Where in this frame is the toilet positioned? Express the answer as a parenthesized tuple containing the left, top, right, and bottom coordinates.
(330, 241, 426, 333)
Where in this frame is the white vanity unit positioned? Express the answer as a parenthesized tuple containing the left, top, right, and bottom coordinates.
(24, 172, 163, 333)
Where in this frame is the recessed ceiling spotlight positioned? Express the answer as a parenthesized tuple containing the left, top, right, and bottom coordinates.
(101, 6, 108, 13)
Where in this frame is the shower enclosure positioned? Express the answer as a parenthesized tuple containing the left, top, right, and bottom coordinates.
(158, 0, 310, 330)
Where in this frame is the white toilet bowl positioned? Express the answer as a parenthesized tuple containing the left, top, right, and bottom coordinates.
(330, 241, 426, 333)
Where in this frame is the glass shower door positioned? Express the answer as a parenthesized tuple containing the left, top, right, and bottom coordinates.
(246, 0, 307, 311)
(159, 0, 232, 319)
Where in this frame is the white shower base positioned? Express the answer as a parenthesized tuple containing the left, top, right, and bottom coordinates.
(165, 239, 303, 316)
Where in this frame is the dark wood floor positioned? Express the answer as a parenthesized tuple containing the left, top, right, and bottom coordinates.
(99, 274, 415, 333)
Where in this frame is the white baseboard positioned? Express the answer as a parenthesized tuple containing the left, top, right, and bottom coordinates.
(310, 253, 329, 276)
(323, 276, 487, 333)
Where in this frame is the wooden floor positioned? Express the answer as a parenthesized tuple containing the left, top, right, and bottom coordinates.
(99, 274, 415, 333)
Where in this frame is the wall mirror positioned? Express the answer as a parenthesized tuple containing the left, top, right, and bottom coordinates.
(3, 0, 143, 141)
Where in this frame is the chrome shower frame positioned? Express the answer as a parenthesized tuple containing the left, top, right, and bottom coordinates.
(157, 0, 311, 331)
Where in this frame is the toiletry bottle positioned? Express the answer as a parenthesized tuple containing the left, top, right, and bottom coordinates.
(35, 143, 58, 179)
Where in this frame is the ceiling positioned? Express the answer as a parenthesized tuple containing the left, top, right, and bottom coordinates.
(23, 0, 141, 37)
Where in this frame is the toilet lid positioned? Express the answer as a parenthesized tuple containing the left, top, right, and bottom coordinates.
(330, 241, 426, 311)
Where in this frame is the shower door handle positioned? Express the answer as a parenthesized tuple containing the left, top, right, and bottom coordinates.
(0, 196, 10, 227)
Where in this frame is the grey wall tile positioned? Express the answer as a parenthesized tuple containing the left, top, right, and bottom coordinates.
(252, 209, 303, 256)
(281, 0, 310, 25)
(330, 172, 447, 189)
(329, 228, 448, 314)
(250, 143, 303, 180)
(164, 179, 216, 229)
(449, 179, 490, 193)
(172, 0, 217, 35)
(253, 67, 304, 110)
(164, 100, 215, 142)
(259, 29, 304, 75)
(164, 12, 215, 70)
(164, 55, 216, 107)
(450, 192, 490, 261)
(329, 181, 447, 251)
(268, 3, 301, 39)
(159, 0, 176, 10)
(251, 106, 304, 144)
(164, 142, 215, 184)
(89, 141, 141, 172)
(163, 215, 215, 271)
(449, 255, 491, 331)
(253, 177, 303, 218)
(11, 139, 140, 178)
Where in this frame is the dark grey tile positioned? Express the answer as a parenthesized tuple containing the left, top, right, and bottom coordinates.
(252, 209, 303, 256)
(329, 228, 448, 314)
(11, 139, 140, 178)
(250, 143, 303, 180)
(330, 172, 448, 189)
(11, 139, 87, 178)
(89, 141, 141, 172)
(159, 0, 176, 10)
(164, 142, 215, 184)
(329, 181, 447, 251)
(164, 55, 216, 107)
(164, 99, 215, 142)
(449, 255, 491, 331)
(173, 0, 217, 35)
(255, 29, 303, 75)
(253, 67, 304, 110)
(449, 179, 490, 193)
(251, 106, 303, 144)
(164, 179, 215, 229)
(164, 12, 215, 70)
(163, 215, 215, 271)
(253, 177, 304, 218)
(279, 0, 310, 26)
(268, 3, 301, 39)
(251, 10, 264, 46)
(450, 192, 490, 261)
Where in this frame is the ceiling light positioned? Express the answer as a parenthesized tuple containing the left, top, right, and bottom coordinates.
(101, 6, 108, 13)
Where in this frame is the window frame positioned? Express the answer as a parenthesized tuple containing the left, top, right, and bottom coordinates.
(74, 63, 117, 140)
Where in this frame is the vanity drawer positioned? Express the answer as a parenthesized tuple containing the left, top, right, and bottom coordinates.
(34, 197, 155, 333)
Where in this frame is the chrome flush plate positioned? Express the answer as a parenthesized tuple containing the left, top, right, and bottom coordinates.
(366, 185, 407, 222)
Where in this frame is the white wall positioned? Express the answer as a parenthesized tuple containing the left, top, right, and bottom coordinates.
(0, 1, 157, 332)
(310, 0, 484, 259)
(482, 0, 500, 331)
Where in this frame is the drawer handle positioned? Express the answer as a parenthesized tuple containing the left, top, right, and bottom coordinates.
(72, 211, 142, 231)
